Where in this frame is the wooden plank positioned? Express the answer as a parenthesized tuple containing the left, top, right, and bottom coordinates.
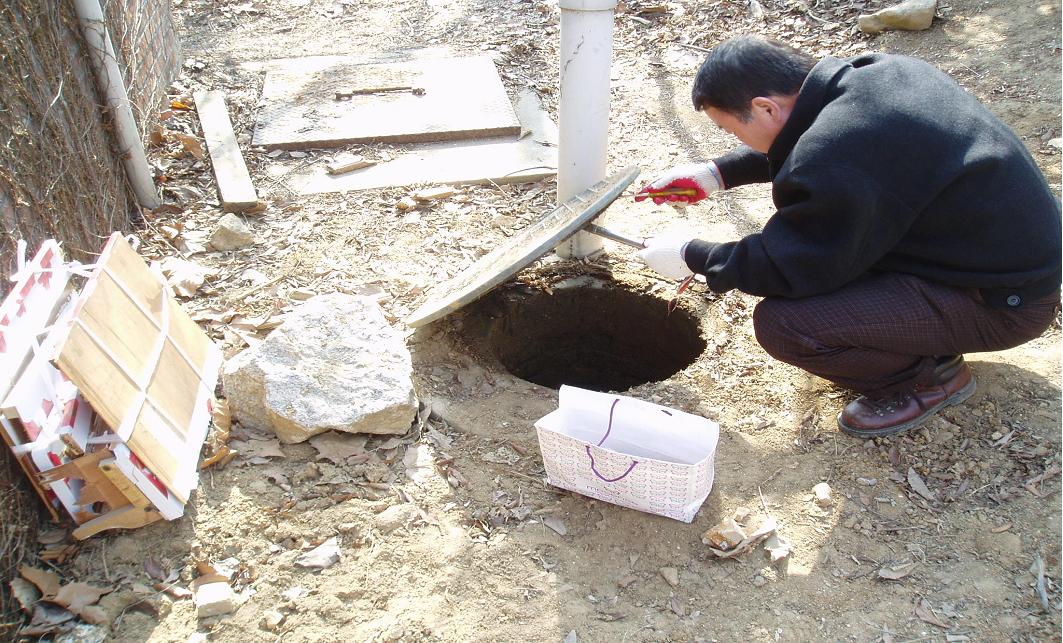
(72, 504, 161, 540)
(194, 90, 258, 212)
(98, 458, 151, 508)
(275, 89, 557, 194)
(252, 56, 520, 149)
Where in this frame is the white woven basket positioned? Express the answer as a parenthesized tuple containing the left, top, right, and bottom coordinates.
(534, 386, 719, 523)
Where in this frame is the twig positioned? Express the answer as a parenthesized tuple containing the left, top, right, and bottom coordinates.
(676, 42, 712, 54)
(101, 538, 110, 582)
(757, 485, 773, 518)
(1034, 553, 1050, 611)
(760, 467, 784, 487)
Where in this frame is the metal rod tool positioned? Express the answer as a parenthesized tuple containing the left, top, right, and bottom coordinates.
(583, 223, 646, 249)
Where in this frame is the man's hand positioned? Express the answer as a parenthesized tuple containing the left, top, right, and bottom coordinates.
(638, 233, 694, 280)
(634, 162, 722, 205)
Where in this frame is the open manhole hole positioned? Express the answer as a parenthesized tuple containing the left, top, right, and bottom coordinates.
(461, 278, 707, 392)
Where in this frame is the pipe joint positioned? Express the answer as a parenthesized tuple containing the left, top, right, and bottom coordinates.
(558, 0, 617, 10)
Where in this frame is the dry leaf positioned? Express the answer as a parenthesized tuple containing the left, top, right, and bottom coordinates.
(144, 558, 168, 582)
(173, 133, 206, 159)
(231, 438, 285, 460)
(23, 603, 74, 636)
(36, 529, 68, 545)
(878, 562, 918, 581)
(10, 577, 40, 612)
(19, 565, 60, 600)
(262, 467, 291, 491)
(309, 432, 368, 464)
(53, 582, 110, 614)
(907, 467, 936, 501)
(668, 596, 685, 616)
(543, 516, 567, 536)
(914, 598, 949, 628)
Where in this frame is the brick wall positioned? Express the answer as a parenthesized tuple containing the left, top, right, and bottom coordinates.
(104, 0, 182, 128)
(0, 0, 180, 295)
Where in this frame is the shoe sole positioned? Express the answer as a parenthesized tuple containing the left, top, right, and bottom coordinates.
(837, 377, 977, 439)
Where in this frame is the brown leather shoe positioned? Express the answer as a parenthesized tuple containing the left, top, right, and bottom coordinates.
(837, 358, 976, 438)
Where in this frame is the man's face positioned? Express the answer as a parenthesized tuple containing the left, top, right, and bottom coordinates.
(704, 96, 794, 154)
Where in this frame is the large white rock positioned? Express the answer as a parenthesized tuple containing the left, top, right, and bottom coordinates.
(222, 294, 417, 443)
(858, 0, 936, 34)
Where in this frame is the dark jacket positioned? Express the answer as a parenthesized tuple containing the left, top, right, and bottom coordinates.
(685, 53, 1062, 308)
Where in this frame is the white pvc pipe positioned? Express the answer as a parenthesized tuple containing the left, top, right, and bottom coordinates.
(72, 0, 161, 210)
(554, 0, 617, 259)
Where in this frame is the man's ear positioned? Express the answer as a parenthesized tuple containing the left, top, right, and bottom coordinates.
(751, 96, 781, 119)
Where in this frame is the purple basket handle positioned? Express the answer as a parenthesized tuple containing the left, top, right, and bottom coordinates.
(585, 445, 638, 482)
(585, 397, 638, 482)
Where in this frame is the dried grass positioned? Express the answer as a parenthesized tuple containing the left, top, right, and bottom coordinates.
(0, 451, 41, 638)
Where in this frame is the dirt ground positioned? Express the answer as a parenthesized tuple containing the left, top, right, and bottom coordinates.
(23, 0, 1063, 641)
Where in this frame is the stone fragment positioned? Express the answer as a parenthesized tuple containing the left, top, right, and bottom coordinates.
(295, 537, 340, 569)
(659, 567, 679, 588)
(193, 581, 234, 618)
(813, 482, 832, 507)
(209, 213, 255, 250)
(374, 503, 422, 534)
(261, 610, 286, 631)
(858, 0, 936, 34)
(222, 294, 417, 443)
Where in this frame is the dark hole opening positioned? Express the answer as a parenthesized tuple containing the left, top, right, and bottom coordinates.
(475, 283, 706, 392)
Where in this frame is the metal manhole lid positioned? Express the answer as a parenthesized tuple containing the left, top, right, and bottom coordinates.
(404, 165, 640, 328)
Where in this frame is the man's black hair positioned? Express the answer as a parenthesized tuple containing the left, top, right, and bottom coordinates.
(691, 36, 816, 119)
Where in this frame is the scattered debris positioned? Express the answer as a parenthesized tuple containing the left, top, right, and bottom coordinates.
(2, 235, 220, 539)
(704, 518, 779, 559)
(732, 506, 753, 525)
(160, 256, 214, 296)
(403, 444, 435, 484)
(702, 518, 746, 550)
(763, 532, 792, 564)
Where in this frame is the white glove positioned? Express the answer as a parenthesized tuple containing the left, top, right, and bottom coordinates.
(635, 161, 722, 205)
(638, 233, 694, 280)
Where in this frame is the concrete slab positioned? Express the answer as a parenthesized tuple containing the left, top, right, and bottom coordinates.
(252, 55, 521, 149)
(266, 90, 558, 194)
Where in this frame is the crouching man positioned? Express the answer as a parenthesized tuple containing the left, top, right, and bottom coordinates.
(635, 36, 1061, 437)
